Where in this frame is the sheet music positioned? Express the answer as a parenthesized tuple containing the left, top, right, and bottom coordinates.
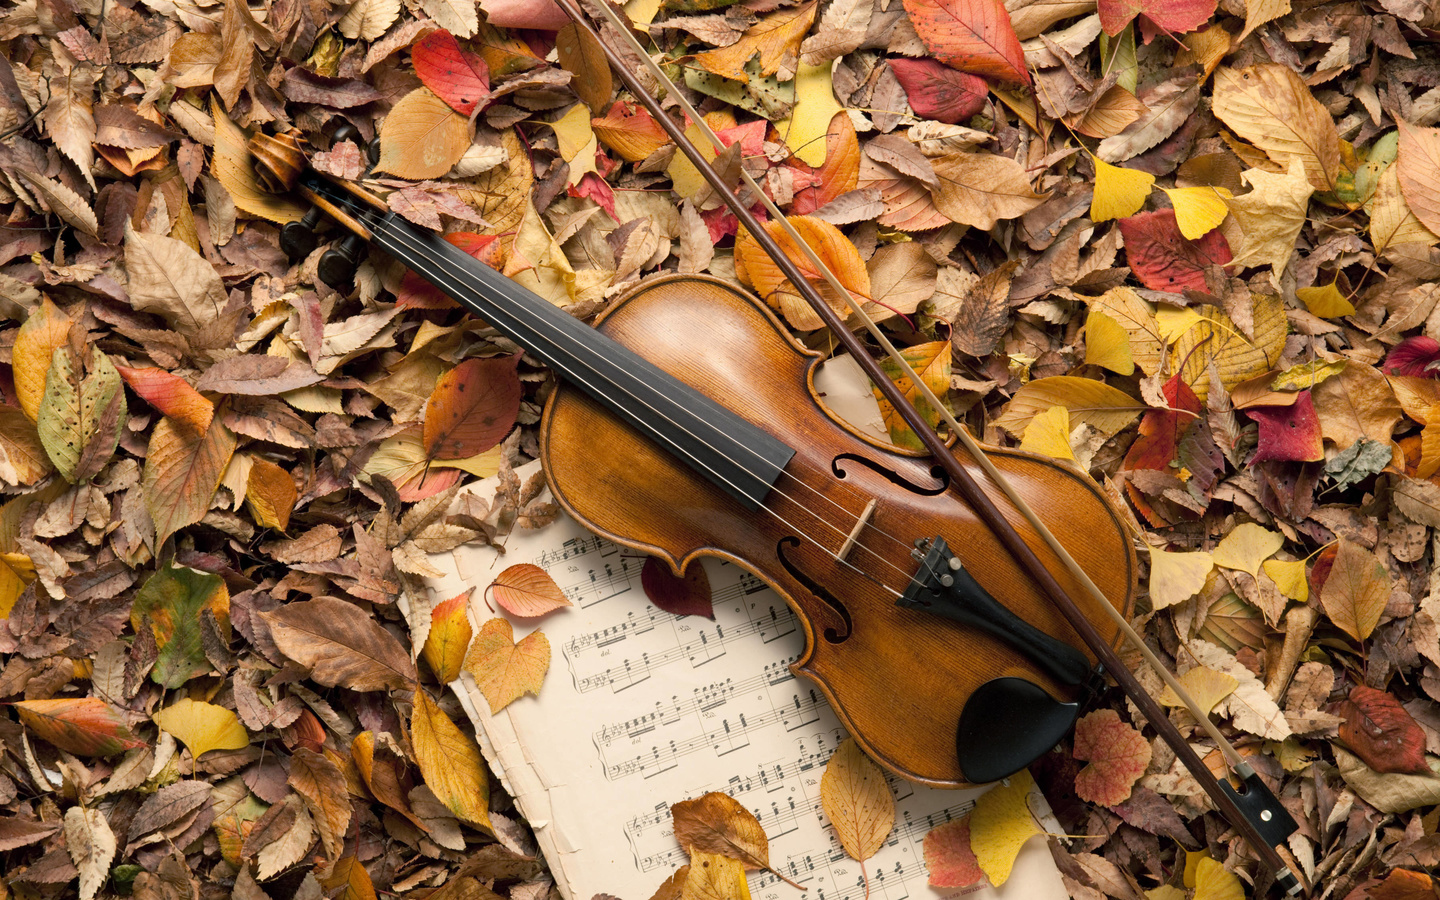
(422, 359, 1067, 900)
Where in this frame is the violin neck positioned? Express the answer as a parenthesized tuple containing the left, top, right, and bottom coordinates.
(365, 205, 795, 508)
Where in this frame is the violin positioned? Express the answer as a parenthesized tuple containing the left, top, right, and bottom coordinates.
(243, 5, 1304, 888)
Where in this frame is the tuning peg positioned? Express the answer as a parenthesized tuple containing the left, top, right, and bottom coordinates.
(279, 207, 324, 262)
(331, 122, 362, 147)
(317, 233, 368, 289)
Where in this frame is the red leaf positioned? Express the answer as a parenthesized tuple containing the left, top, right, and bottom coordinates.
(1097, 0, 1217, 40)
(1309, 542, 1338, 596)
(1117, 209, 1232, 292)
(1072, 709, 1151, 807)
(899, 0, 1029, 86)
(1245, 391, 1324, 464)
(569, 172, 616, 219)
(922, 817, 985, 888)
(14, 698, 148, 757)
(889, 58, 989, 125)
(1382, 336, 1440, 377)
(116, 365, 214, 433)
(1122, 374, 1200, 471)
(1338, 686, 1430, 775)
(412, 29, 491, 117)
(422, 355, 522, 460)
(640, 557, 715, 619)
(399, 233, 501, 310)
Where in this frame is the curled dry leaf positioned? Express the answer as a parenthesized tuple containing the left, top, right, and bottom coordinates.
(488, 563, 572, 618)
(671, 792, 802, 888)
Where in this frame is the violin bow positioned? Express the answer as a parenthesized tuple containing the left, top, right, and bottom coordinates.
(543, 0, 1306, 894)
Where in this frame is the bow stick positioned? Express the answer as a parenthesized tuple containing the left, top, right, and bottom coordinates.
(544, 1, 1307, 893)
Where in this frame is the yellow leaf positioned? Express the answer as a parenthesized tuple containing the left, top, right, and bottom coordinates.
(1087, 287, 1162, 375)
(1174, 23, 1232, 78)
(1320, 538, 1389, 642)
(694, 2, 816, 82)
(1084, 310, 1135, 375)
(1090, 158, 1154, 222)
(1155, 306, 1203, 342)
(736, 216, 871, 331)
(776, 62, 845, 167)
(423, 591, 474, 684)
(681, 850, 751, 900)
(1193, 857, 1246, 900)
(0, 554, 32, 618)
(1146, 887, 1188, 900)
(1370, 163, 1440, 255)
(1271, 360, 1346, 391)
(210, 99, 308, 224)
(1172, 295, 1288, 403)
(1162, 185, 1232, 239)
(551, 103, 598, 182)
(463, 617, 550, 713)
(245, 457, 296, 532)
(819, 739, 895, 870)
(1148, 548, 1213, 610)
(993, 376, 1143, 439)
(154, 698, 249, 758)
(969, 769, 1044, 887)
(1020, 406, 1075, 461)
(1211, 523, 1284, 577)
(1263, 558, 1309, 602)
(13, 297, 72, 422)
(1225, 159, 1314, 276)
(376, 88, 471, 180)
(1183, 850, 1209, 888)
(1296, 282, 1356, 318)
(506, 203, 577, 307)
(872, 341, 950, 450)
(411, 689, 493, 831)
(430, 445, 503, 478)
(1158, 665, 1238, 714)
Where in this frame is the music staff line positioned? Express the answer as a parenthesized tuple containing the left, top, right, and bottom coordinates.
(593, 661, 802, 746)
(562, 573, 779, 657)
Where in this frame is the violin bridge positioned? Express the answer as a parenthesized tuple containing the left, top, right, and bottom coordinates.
(836, 499, 877, 562)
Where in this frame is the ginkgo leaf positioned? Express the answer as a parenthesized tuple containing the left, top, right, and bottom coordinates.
(1020, 406, 1075, 461)
(13, 296, 72, 422)
(1262, 558, 1308, 601)
(423, 356, 522, 460)
(968, 769, 1044, 886)
(1319, 538, 1389, 642)
(682, 851, 751, 900)
(1085, 310, 1135, 375)
(14, 698, 147, 757)
(1148, 548, 1213, 610)
(1295, 282, 1356, 318)
(463, 617, 550, 712)
(923, 817, 985, 888)
(1210, 523, 1284, 577)
(488, 564, 572, 618)
(1161, 186, 1232, 240)
(154, 698, 250, 758)
(377, 88, 471, 180)
(423, 591, 474, 684)
(410, 688, 492, 831)
(820, 738, 895, 884)
(1090, 158, 1154, 222)
(693, 3, 816, 83)
(1193, 857, 1245, 900)
(1157, 665, 1238, 714)
(1072, 708, 1151, 806)
(901, 0, 1030, 86)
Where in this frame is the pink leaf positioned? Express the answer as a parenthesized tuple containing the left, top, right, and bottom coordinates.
(1097, 0, 1217, 40)
(923, 817, 986, 888)
(1245, 391, 1324, 464)
(477, 0, 571, 30)
(1072, 709, 1151, 807)
(889, 58, 989, 124)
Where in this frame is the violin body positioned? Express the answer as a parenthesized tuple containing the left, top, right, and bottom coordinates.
(542, 274, 1137, 788)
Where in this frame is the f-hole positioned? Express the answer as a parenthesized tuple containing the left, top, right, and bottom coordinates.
(776, 537, 852, 643)
(833, 454, 949, 496)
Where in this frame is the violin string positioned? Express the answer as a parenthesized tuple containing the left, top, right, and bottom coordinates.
(329, 190, 930, 597)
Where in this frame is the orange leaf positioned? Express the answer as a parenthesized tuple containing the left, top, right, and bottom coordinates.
(1072, 709, 1150, 806)
(671, 792, 772, 870)
(13, 296, 72, 422)
(116, 366, 213, 434)
(463, 617, 550, 713)
(423, 590, 475, 683)
(1338, 686, 1430, 775)
(14, 698, 147, 757)
(592, 101, 670, 163)
(923, 817, 986, 888)
(245, 457, 296, 532)
(422, 356, 522, 460)
(900, 0, 1030, 86)
(735, 216, 871, 331)
(790, 113, 860, 216)
(693, 2, 817, 82)
(376, 87, 471, 180)
(488, 563, 571, 619)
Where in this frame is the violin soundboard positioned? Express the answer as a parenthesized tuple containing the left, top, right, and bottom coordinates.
(416, 460, 1070, 900)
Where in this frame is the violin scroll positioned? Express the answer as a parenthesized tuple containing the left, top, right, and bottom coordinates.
(248, 130, 306, 193)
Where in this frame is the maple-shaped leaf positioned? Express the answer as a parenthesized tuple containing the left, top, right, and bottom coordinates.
(889, 58, 988, 125)
(1097, 0, 1217, 40)
(1338, 686, 1430, 775)
(901, 0, 1029, 86)
(412, 29, 491, 116)
(14, 698, 147, 757)
(1072, 708, 1151, 806)
(1117, 209, 1232, 292)
(641, 556, 715, 619)
(1123, 373, 1200, 470)
(463, 617, 550, 712)
(1382, 336, 1440, 377)
(487, 564, 572, 618)
(1245, 391, 1324, 464)
(423, 355, 523, 460)
(923, 817, 986, 888)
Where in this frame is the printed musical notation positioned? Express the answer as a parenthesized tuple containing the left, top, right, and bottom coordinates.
(437, 505, 1064, 900)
